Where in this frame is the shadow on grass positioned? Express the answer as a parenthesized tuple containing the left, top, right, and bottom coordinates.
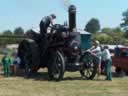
(25, 72, 87, 81)
(93, 79, 106, 81)
(112, 72, 126, 78)
(23, 72, 91, 81)
(23, 72, 50, 81)
(63, 76, 87, 81)
(19, 72, 127, 82)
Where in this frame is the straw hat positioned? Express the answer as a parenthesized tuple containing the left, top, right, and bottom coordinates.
(95, 40, 100, 44)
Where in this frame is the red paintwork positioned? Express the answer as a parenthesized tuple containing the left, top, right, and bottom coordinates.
(111, 47, 128, 71)
(112, 56, 128, 71)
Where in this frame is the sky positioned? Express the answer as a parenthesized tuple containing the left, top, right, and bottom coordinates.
(0, 0, 128, 32)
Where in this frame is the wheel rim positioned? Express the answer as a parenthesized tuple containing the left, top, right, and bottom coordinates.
(52, 53, 62, 79)
(48, 51, 65, 81)
(80, 52, 97, 79)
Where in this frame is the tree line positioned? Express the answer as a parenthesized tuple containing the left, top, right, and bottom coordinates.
(84, 8, 128, 45)
(0, 27, 26, 45)
(1, 8, 128, 45)
(1, 27, 24, 36)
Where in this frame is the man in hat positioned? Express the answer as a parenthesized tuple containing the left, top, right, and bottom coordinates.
(90, 40, 102, 78)
(1, 52, 11, 77)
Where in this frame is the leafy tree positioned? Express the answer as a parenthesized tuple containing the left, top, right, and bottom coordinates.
(124, 30, 128, 38)
(113, 27, 122, 33)
(2, 30, 13, 35)
(120, 9, 128, 38)
(14, 27, 24, 35)
(102, 27, 123, 37)
(85, 18, 100, 33)
(93, 33, 113, 44)
(92, 27, 125, 44)
(120, 9, 128, 31)
(101, 27, 113, 34)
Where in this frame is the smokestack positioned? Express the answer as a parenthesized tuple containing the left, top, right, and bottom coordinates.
(68, 5, 76, 32)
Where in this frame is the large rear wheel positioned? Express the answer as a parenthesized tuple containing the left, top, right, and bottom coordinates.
(18, 39, 40, 77)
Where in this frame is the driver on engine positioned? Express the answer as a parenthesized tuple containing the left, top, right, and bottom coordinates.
(40, 14, 56, 34)
(39, 14, 56, 57)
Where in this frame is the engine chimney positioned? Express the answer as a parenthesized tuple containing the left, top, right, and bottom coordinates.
(68, 5, 76, 32)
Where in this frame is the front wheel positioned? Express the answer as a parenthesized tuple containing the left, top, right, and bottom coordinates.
(48, 51, 65, 81)
(80, 51, 98, 80)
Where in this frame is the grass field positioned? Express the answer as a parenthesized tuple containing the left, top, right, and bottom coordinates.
(0, 70, 128, 96)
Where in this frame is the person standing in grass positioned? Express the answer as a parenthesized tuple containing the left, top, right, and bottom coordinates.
(98, 46, 112, 81)
(102, 46, 112, 81)
(13, 55, 21, 76)
(1, 52, 11, 77)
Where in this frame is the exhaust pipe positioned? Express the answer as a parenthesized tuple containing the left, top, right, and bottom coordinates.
(68, 5, 76, 32)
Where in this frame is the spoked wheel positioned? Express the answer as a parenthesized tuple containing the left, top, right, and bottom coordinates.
(18, 39, 40, 77)
(48, 51, 65, 81)
(80, 51, 98, 80)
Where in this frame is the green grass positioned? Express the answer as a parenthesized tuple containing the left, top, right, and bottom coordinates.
(0, 70, 128, 96)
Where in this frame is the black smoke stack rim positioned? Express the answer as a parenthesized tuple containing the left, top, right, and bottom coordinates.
(68, 5, 76, 13)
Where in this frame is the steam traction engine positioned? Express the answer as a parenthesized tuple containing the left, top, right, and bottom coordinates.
(18, 5, 99, 81)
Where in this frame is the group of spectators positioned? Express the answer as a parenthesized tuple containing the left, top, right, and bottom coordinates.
(1, 51, 21, 77)
(89, 40, 112, 81)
